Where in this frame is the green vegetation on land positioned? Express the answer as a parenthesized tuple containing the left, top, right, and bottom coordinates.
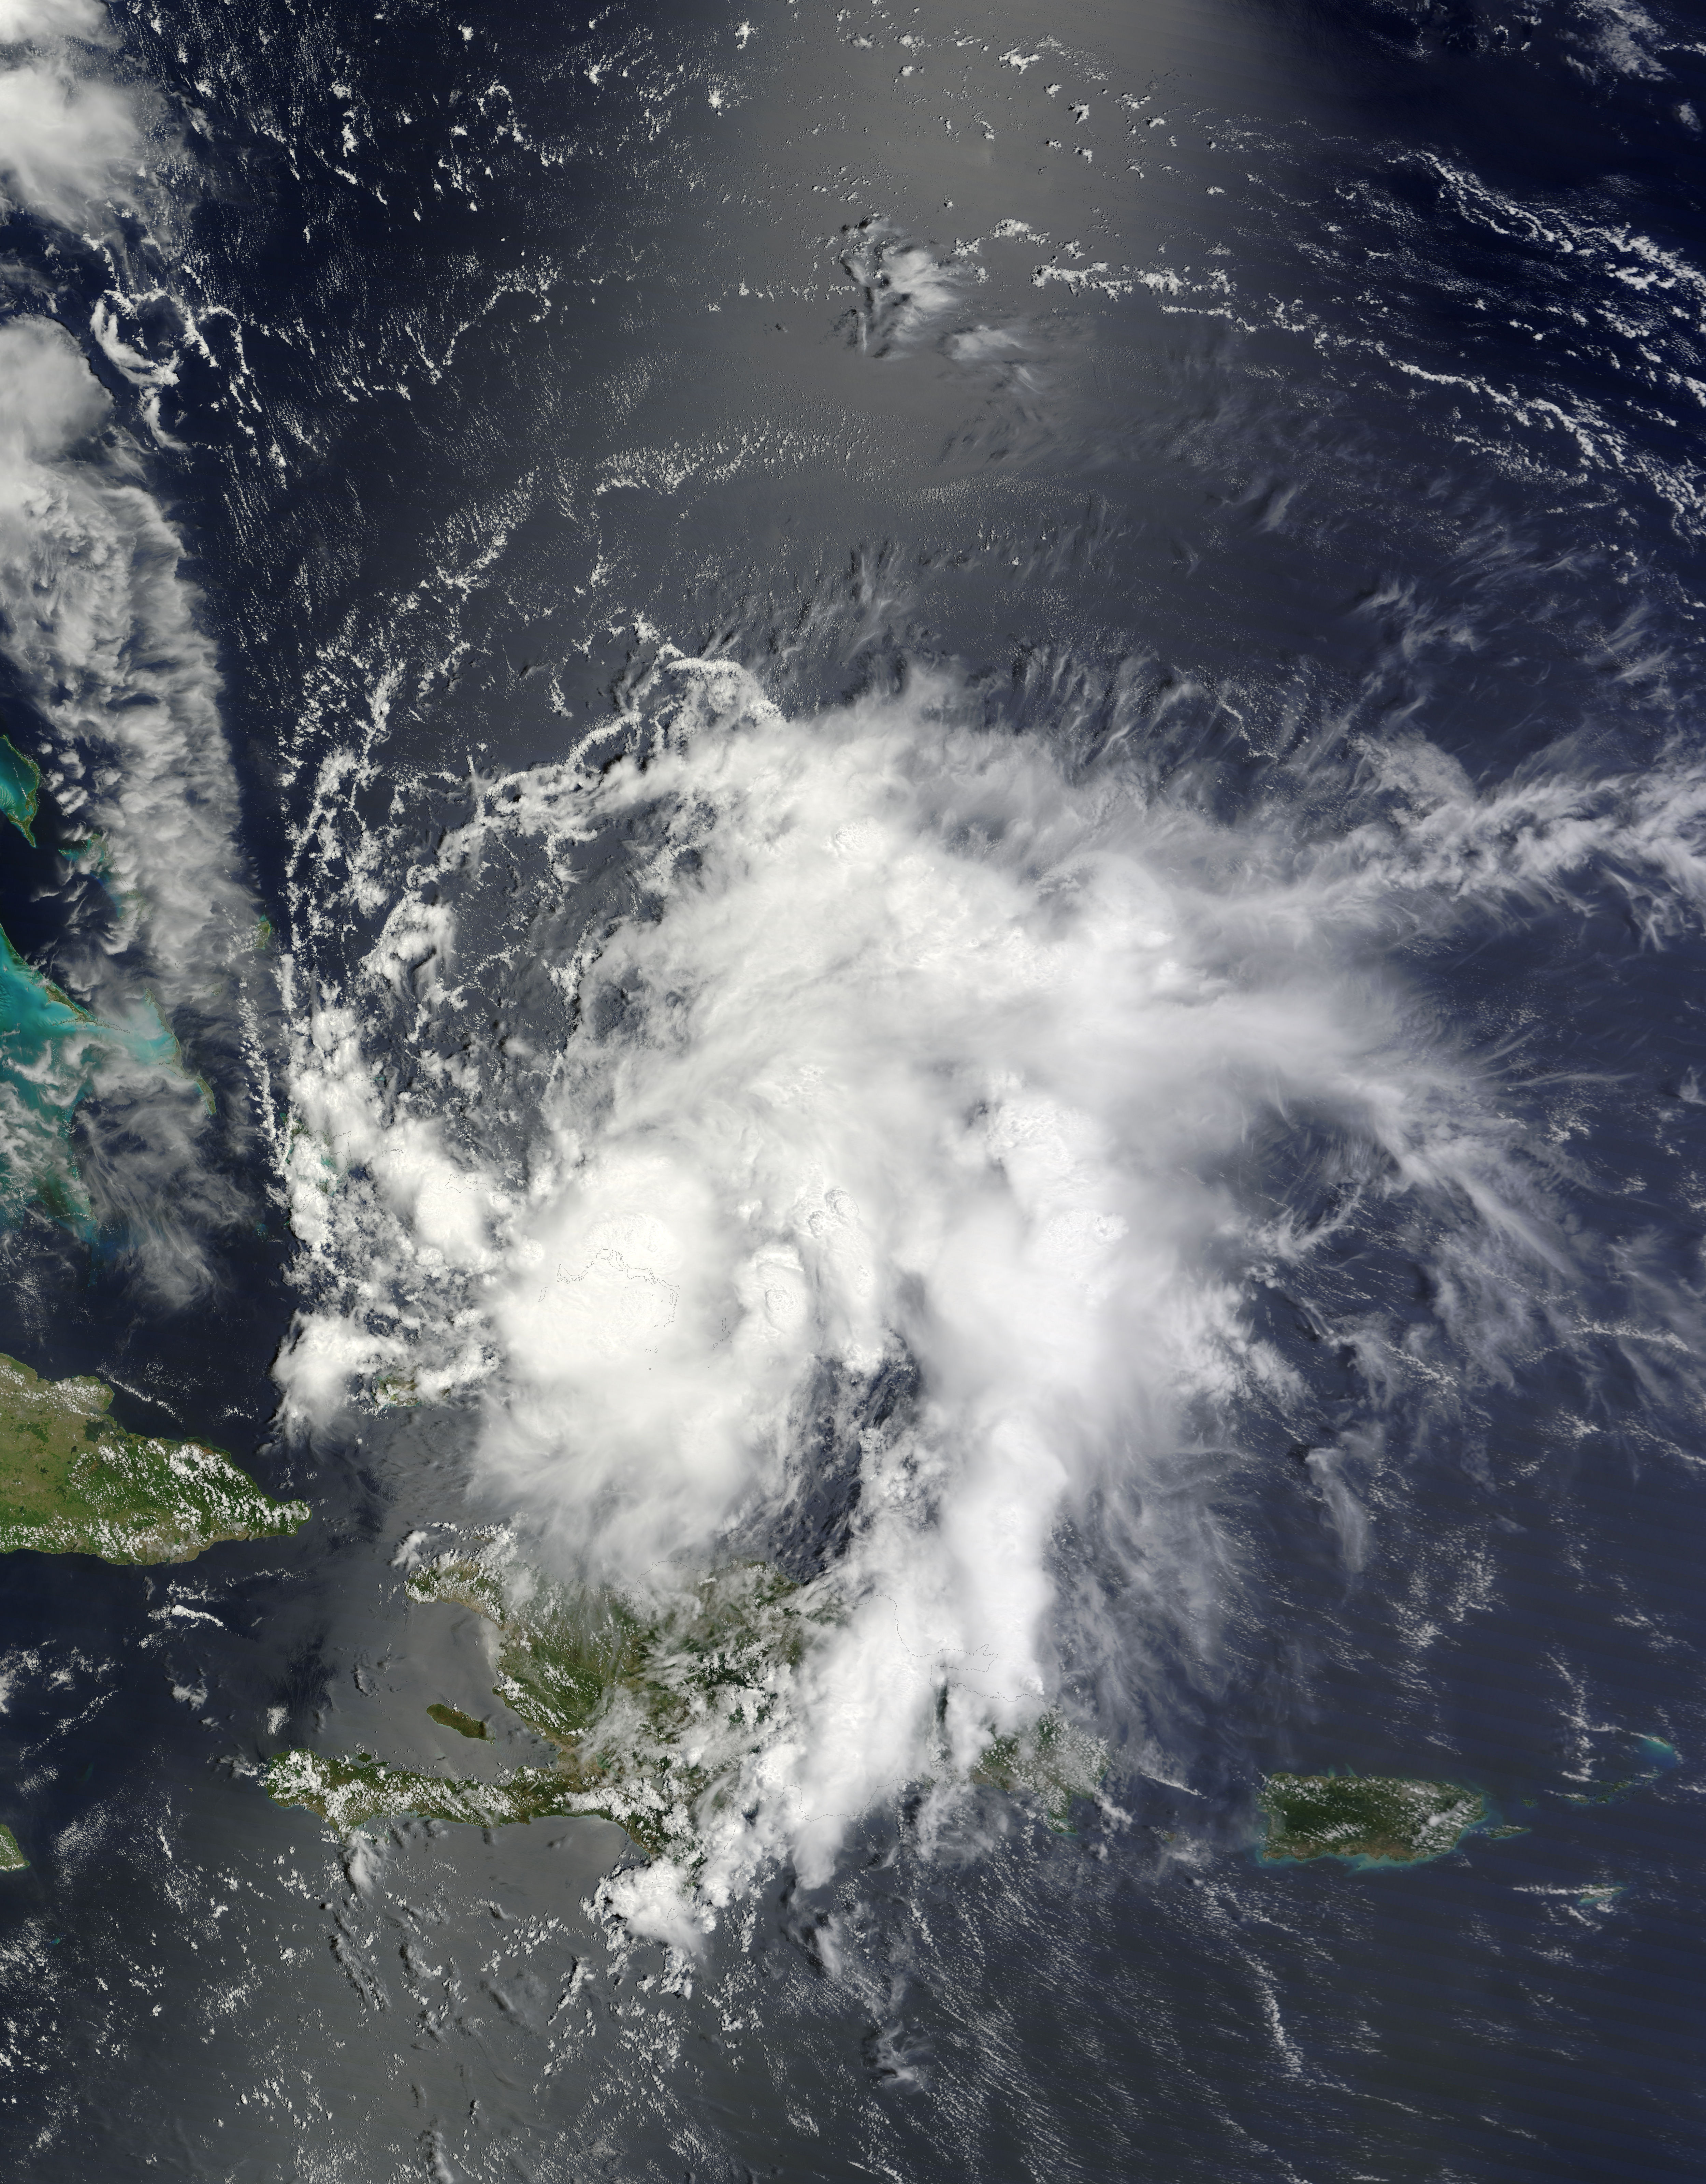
(0, 1826, 25, 1872)
(264, 1749, 577, 1833)
(1258, 1772, 1484, 1866)
(266, 1537, 1109, 1858)
(0, 1351, 309, 1564)
(975, 1713, 1108, 1828)
(426, 1702, 489, 1740)
(269, 1549, 816, 1857)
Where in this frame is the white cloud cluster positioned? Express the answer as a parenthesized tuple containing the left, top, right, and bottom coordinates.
(284, 660, 1676, 1909)
(838, 218, 983, 353)
(0, 0, 266, 1297)
(0, 319, 258, 1294)
(480, 705, 1399, 1594)
(0, 0, 106, 39)
(0, 0, 139, 229)
(0, 320, 252, 1014)
(0, 68, 134, 223)
(0, 1, 255, 1296)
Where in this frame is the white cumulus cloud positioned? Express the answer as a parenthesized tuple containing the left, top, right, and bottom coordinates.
(0, 63, 138, 225)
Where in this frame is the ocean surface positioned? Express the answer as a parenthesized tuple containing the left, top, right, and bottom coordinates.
(0, 0, 1703, 2175)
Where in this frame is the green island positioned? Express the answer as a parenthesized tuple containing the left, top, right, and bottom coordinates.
(426, 1702, 488, 1740)
(266, 1538, 1107, 1858)
(0, 733, 40, 846)
(0, 1351, 309, 1564)
(0, 1826, 25, 1872)
(1258, 1772, 1485, 1867)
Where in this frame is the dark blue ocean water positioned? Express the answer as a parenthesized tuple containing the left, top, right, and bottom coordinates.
(0, 0, 1703, 2176)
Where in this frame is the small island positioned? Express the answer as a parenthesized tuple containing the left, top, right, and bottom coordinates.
(0, 733, 40, 846)
(0, 924, 206, 1234)
(1564, 1736, 1680, 1806)
(0, 1351, 309, 1565)
(0, 1826, 25, 1872)
(426, 1702, 489, 1740)
(1258, 1772, 1485, 1866)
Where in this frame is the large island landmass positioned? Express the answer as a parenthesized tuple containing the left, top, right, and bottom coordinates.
(266, 1538, 1106, 1857)
(0, 1352, 308, 1564)
(1259, 1772, 1485, 1866)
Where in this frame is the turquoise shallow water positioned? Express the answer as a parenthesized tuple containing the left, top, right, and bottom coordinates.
(0, 921, 187, 1233)
(0, 736, 39, 848)
(0, 704, 209, 1234)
